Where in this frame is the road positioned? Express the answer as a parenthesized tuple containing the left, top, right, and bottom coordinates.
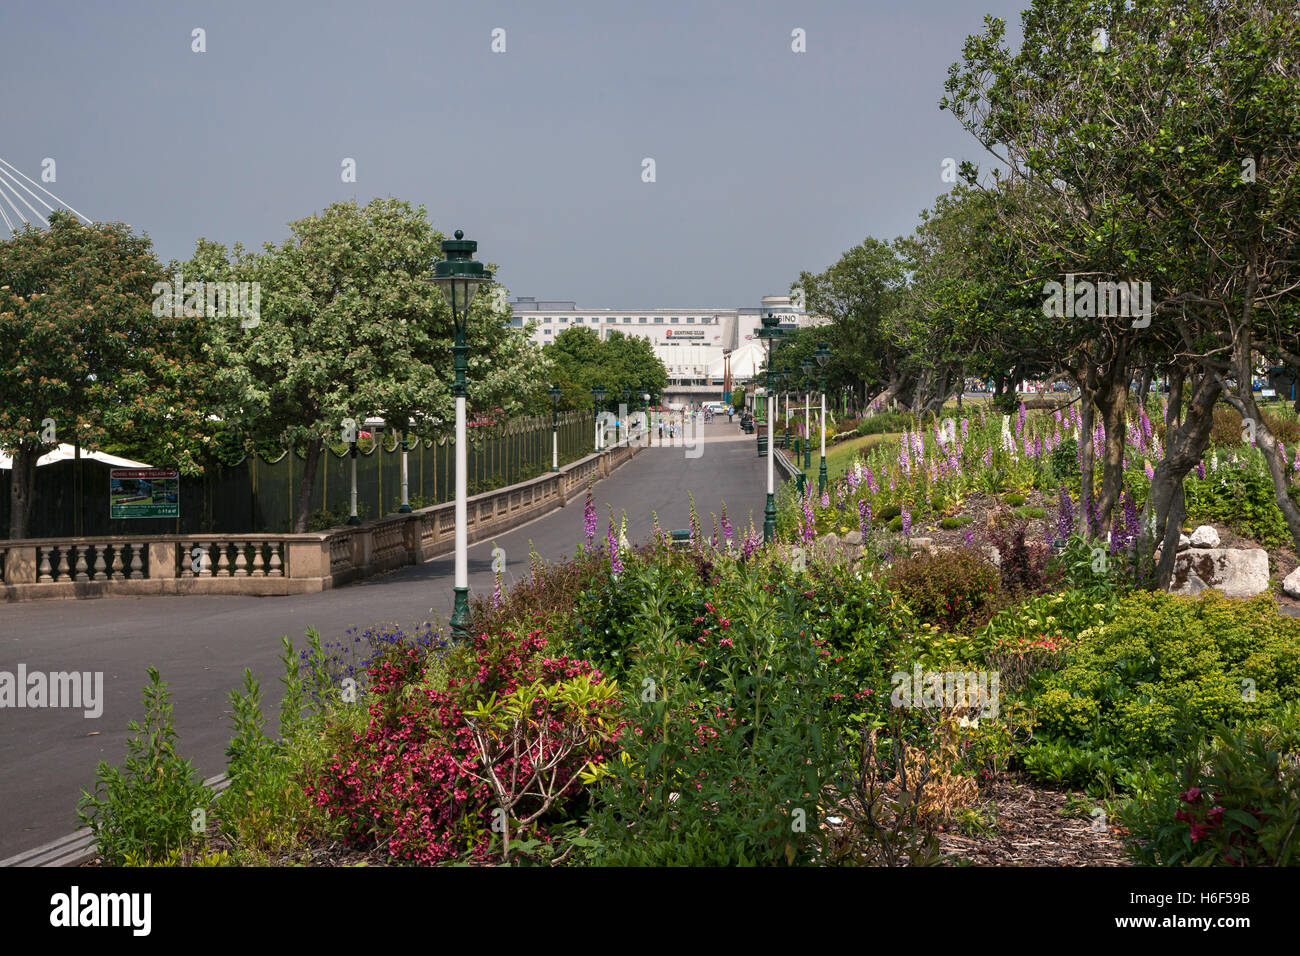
(0, 421, 770, 857)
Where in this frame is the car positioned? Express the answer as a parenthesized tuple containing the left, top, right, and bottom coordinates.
(705, 402, 728, 414)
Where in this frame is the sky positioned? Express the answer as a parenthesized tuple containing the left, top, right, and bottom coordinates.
(2, 0, 1026, 308)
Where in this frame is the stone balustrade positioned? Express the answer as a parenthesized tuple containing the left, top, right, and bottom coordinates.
(1, 443, 638, 603)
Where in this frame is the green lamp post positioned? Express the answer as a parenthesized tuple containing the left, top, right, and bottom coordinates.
(548, 383, 562, 471)
(801, 356, 814, 470)
(431, 229, 493, 643)
(778, 365, 791, 449)
(756, 314, 783, 542)
(621, 388, 631, 446)
(815, 342, 831, 496)
(592, 384, 606, 450)
(346, 436, 361, 525)
(397, 425, 412, 512)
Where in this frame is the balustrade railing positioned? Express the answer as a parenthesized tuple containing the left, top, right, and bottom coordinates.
(2, 442, 638, 603)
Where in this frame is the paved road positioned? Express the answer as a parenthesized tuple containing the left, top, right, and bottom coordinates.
(0, 421, 770, 857)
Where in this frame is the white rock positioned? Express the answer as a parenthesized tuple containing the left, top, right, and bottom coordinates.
(1283, 566, 1300, 599)
(1189, 525, 1220, 548)
(1170, 548, 1269, 598)
(844, 530, 863, 546)
(982, 545, 1001, 568)
(1178, 534, 1191, 551)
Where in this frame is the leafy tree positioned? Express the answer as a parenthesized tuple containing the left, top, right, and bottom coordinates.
(942, 0, 1300, 566)
(543, 327, 668, 411)
(196, 198, 545, 532)
(792, 238, 911, 410)
(0, 212, 217, 538)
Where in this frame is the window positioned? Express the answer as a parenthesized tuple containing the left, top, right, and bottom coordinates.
(639, 317, 647, 324)
(686, 317, 695, 324)
(559, 317, 568, 323)
(654, 317, 663, 324)
(607, 317, 616, 323)
(544, 317, 552, 323)
(671, 317, 679, 324)
(575, 317, 584, 323)
(623, 317, 631, 323)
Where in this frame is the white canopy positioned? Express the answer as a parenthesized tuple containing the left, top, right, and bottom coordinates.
(708, 340, 768, 381)
(0, 443, 152, 470)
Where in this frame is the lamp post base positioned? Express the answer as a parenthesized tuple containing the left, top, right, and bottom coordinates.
(346, 515, 362, 526)
(398, 504, 412, 513)
(763, 492, 776, 544)
(818, 460, 828, 497)
(451, 585, 471, 642)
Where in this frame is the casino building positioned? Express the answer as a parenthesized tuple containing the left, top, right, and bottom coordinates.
(509, 295, 827, 405)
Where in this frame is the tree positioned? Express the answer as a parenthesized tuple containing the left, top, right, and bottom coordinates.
(792, 238, 912, 410)
(198, 198, 545, 532)
(543, 327, 668, 410)
(942, 0, 1300, 569)
(0, 212, 217, 538)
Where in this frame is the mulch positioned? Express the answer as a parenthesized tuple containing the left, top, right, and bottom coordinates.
(936, 775, 1132, 867)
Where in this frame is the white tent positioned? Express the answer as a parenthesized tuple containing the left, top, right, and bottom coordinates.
(708, 340, 768, 382)
(0, 443, 152, 470)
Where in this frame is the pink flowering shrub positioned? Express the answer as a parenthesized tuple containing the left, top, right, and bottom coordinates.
(307, 626, 620, 864)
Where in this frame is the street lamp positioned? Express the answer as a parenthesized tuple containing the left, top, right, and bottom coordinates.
(779, 365, 791, 448)
(621, 388, 631, 446)
(592, 384, 606, 450)
(756, 314, 783, 542)
(548, 383, 562, 471)
(815, 342, 831, 496)
(347, 435, 361, 525)
(398, 424, 412, 512)
(801, 356, 814, 471)
(642, 393, 650, 447)
(431, 229, 493, 643)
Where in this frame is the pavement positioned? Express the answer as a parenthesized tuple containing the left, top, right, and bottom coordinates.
(0, 420, 771, 857)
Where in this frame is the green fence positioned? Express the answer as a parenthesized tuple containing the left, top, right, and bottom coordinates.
(2, 412, 595, 537)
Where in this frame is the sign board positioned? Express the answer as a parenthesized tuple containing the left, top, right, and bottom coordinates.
(110, 468, 180, 519)
(1262, 389, 1276, 398)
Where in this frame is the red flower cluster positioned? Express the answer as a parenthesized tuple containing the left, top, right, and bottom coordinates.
(307, 628, 620, 864)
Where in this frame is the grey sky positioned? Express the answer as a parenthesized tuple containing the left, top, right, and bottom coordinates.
(3, 0, 1025, 307)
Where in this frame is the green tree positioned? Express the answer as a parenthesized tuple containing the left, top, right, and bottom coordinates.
(199, 198, 545, 532)
(0, 212, 217, 538)
(943, 0, 1300, 569)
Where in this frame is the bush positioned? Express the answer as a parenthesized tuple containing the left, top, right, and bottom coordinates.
(1185, 452, 1291, 547)
(1028, 592, 1300, 773)
(883, 548, 1005, 635)
(308, 624, 619, 864)
(988, 520, 1059, 597)
(580, 571, 836, 865)
(1049, 437, 1078, 482)
(1122, 728, 1300, 866)
(571, 549, 712, 680)
(1209, 405, 1300, 447)
(939, 515, 971, 529)
(77, 668, 214, 866)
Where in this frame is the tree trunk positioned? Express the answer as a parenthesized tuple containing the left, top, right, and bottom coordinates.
(1142, 366, 1219, 589)
(7, 444, 39, 539)
(293, 438, 324, 533)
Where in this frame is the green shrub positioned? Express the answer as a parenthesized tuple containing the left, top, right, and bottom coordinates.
(939, 515, 971, 529)
(888, 515, 904, 532)
(1002, 492, 1027, 507)
(1049, 438, 1078, 482)
(1026, 591, 1300, 784)
(571, 549, 711, 680)
(77, 668, 214, 866)
(580, 571, 837, 865)
(1121, 727, 1300, 866)
(1015, 505, 1046, 520)
(883, 548, 1005, 636)
(1185, 452, 1290, 546)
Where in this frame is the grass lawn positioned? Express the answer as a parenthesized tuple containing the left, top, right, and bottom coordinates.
(793, 431, 901, 484)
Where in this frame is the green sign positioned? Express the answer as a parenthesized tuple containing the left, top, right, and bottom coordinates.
(110, 468, 179, 519)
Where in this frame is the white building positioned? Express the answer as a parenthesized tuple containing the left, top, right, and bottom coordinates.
(509, 294, 826, 404)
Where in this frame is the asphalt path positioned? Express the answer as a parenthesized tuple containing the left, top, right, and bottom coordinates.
(0, 420, 770, 857)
